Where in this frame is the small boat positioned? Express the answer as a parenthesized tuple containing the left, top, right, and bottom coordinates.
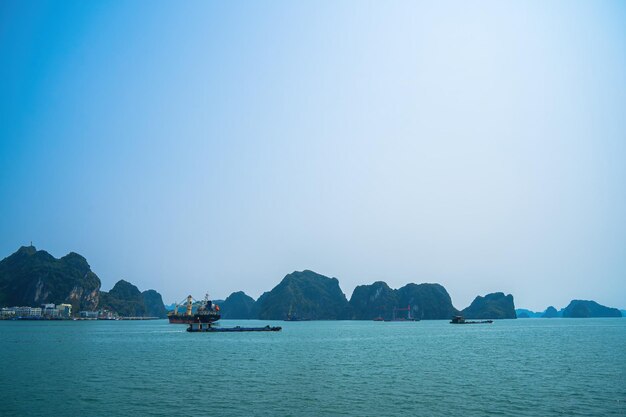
(450, 315, 493, 324)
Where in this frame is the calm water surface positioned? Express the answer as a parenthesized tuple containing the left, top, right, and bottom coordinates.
(1, 319, 625, 416)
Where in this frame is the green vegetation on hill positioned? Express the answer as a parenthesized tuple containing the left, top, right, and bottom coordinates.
(397, 283, 459, 320)
(349, 282, 459, 320)
(562, 300, 621, 318)
(1, 246, 554, 322)
(249, 291, 269, 319)
(142, 290, 168, 318)
(219, 291, 256, 319)
(98, 280, 167, 318)
(0, 246, 101, 312)
(462, 292, 516, 319)
(99, 280, 145, 317)
(256, 270, 351, 320)
(349, 281, 398, 320)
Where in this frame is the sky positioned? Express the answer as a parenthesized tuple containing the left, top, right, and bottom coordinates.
(1, 1, 625, 311)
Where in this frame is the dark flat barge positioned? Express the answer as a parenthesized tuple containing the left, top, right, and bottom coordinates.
(450, 315, 493, 324)
(187, 323, 282, 332)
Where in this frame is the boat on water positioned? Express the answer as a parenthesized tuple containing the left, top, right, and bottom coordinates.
(170, 293, 282, 333)
(167, 294, 221, 324)
(450, 315, 493, 324)
(188, 323, 282, 332)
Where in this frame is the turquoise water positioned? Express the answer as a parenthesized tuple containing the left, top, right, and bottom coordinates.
(1, 319, 624, 416)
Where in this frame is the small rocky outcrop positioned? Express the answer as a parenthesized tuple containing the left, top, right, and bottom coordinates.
(219, 291, 256, 319)
(98, 280, 167, 318)
(541, 306, 559, 318)
(562, 300, 621, 318)
(462, 292, 516, 319)
(99, 280, 146, 317)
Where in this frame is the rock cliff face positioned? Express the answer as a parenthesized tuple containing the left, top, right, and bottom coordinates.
(0, 246, 528, 321)
(0, 246, 100, 312)
(349, 281, 398, 320)
(97, 280, 167, 318)
(99, 280, 145, 317)
(256, 270, 351, 320)
(461, 292, 516, 319)
(348, 281, 459, 320)
(141, 289, 168, 318)
(219, 291, 256, 319)
(397, 283, 459, 320)
(249, 291, 269, 319)
(562, 300, 621, 318)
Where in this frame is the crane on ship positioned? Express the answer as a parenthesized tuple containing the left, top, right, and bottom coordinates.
(172, 294, 219, 315)
(168, 293, 221, 324)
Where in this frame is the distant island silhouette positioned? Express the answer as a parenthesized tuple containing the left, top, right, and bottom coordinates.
(0, 246, 622, 320)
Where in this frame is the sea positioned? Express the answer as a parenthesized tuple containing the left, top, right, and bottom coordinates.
(1, 318, 624, 417)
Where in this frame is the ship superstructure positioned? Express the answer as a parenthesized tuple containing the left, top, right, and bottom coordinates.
(167, 294, 220, 324)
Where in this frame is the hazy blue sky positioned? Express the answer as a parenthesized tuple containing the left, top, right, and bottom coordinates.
(1, 1, 625, 310)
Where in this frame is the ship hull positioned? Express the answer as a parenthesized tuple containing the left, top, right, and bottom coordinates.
(168, 313, 221, 324)
(168, 315, 193, 324)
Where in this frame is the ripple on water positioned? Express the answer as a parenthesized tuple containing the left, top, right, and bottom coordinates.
(1, 319, 625, 417)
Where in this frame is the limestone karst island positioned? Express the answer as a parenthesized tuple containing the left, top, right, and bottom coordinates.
(1, 246, 621, 321)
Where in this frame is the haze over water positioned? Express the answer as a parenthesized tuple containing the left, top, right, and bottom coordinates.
(2, 319, 625, 417)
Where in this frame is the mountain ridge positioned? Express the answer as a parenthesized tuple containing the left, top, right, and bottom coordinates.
(0, 246, 166, 318)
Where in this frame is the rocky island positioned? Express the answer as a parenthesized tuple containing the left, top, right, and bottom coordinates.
(516, 301, 623, 319)
(0, 246, 167, 318)
(14, 245, 622, 322)
(256, 270, 352, 320)
(462, 292, 516, 319)
(214, 271, 517, 320)
(562, 300, 622, 318)
(348, 281, 458, 320)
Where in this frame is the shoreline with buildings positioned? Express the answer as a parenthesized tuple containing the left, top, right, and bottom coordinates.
(0, 303, 158, 321)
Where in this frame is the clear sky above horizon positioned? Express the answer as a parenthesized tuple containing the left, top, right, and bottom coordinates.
(1, 1, 625, 311)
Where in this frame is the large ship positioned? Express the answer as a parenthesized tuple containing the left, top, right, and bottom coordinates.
(168, 294, 221, 324)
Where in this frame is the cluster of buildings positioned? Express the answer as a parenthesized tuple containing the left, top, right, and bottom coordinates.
(77, 309, 117, 320)
(0, 303, 120, 320)
(1, 303, 73, 319)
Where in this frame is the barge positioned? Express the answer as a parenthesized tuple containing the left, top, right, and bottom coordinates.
(450, 315, 493, 324)
(187, 323, 282, 332)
